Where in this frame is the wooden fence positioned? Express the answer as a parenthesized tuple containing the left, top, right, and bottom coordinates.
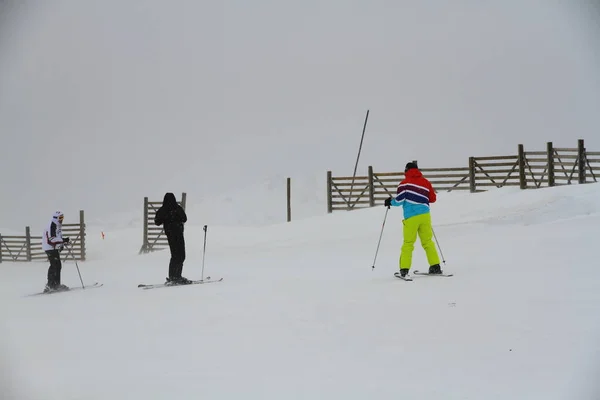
(0, 210, 87, 262)
(139, 193, 187, 254)
(328, 139, 600, 212)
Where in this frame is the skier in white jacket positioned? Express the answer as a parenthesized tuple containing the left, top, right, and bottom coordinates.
(42, 211, 70, 292)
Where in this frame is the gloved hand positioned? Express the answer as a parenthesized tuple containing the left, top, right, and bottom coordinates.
(63, 237, 70, 244)
(384, 197, 392, 208)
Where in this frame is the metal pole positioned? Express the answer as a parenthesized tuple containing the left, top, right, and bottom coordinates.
(201, 225, 208, 281)
(287, 178, 291, 222)
(371, 207, 389, 270)
(432, 227, 446, 265)
(67, 243, 85, 288)
(349, 110, 370, 208)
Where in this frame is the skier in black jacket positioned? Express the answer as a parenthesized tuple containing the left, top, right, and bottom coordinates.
(154, 192, 190, 284)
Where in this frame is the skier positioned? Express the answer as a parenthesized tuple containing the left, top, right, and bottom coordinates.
(154, 192, 190, 284)
(42, 211, 70, 292)
(384, 162, 442, 278)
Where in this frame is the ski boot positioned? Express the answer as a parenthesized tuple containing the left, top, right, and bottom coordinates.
(176, 276, 192, 285)
(394, 268, 410, 279)
(428, 264, 442, 274)
(166, 276, 192, 285)
(43, 283, 68, 293)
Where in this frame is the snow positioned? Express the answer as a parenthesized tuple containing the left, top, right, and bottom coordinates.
(1, 183, 600, 399)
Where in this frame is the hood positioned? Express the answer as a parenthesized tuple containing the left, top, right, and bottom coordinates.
(405, 168, 423, 179)
(52, 210, 64, 223)
(162, 192, 178, 208)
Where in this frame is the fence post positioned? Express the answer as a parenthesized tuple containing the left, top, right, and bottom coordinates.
(547, 142, 555, 187)
(327, 171, 333, 213)
(181, 192, 187, 210)
(26, 226, 32, 261)
(578, 139, 586, 184)
(468, 157, 476, 193)
(79, 210, 86, 261)
(287, 177, 292, 222)
(368, 166, 375, 207)
(518, 144, 527, 190)
(142, 196, 149, 253)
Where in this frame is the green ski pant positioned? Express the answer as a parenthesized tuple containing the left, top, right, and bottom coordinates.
(400, 212, 440, 270)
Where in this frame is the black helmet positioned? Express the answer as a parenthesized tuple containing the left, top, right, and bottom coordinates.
(405, 162, 418, 172)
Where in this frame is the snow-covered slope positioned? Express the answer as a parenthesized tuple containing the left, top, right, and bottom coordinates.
(1, 183, 599, 399)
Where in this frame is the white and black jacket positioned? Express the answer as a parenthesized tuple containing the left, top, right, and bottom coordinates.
(42, 211, 65, 252)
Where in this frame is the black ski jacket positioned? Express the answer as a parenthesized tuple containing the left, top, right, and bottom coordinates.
(154, 193, 187, 235)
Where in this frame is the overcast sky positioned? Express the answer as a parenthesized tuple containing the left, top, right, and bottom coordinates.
(1, 0, 599, 230)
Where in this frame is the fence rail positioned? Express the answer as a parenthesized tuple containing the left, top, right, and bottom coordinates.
(327, 139, 599, 212)
(0, 210, 86, 262)
(139, 193, 187, 254)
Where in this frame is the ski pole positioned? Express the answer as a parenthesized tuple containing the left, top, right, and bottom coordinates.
(371, 207, 389, 270)
(201, 225, 208, 281)
(67, 243, 85, 288)
(432, 227, 446, 265)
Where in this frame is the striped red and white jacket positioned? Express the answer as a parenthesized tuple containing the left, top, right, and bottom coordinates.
(390, 168, 436, 219)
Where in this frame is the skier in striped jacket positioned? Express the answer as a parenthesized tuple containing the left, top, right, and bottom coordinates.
(384, 162, 442, 278)
(42, 211, 70, 292)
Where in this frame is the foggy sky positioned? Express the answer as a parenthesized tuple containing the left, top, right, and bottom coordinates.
(1, 0, 600, 230)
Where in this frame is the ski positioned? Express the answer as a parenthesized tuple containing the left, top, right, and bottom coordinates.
(393, 272, 413, 281)
(138, 277, 223, 290)
(27, 282, 104, 297)
(413, 270, 453, 277)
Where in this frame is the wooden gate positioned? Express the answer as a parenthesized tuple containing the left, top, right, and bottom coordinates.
(326, 139, 600, 213)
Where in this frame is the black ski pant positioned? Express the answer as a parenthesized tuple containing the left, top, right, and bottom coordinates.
(45, 250, 62, 288)
(166, 231, 186, 279)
